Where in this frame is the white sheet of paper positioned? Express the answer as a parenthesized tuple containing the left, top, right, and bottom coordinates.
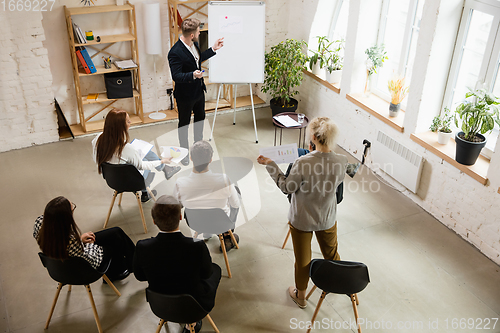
(273, 115, 300, 127)
(259, 143, 299, 164)
(114, 59, 137, 69)
(219, 15, 243, 33)
(161, 146, 189, 164)
(130, 139, 153, 160)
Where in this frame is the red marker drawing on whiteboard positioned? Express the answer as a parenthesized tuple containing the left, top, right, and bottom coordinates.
(225, 16, 228, 19)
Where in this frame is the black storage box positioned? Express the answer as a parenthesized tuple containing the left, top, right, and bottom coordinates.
(104, 71, 133, 99)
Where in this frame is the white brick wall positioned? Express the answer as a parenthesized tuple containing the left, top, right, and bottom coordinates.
(0, 10, 58, 153)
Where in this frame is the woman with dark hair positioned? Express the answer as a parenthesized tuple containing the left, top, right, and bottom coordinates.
(92, 109, 180, 202)
(34, 196, 136, 281)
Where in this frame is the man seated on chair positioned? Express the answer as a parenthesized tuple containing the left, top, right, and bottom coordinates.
(134, 195, 222, 332)
(173, 140, 241, 251)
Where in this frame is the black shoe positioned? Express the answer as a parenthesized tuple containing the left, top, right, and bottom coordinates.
(182, 320, 202, 333)
(219, 233, 239, 253)
(181, 154, 190, 166)
(164, 165, 181, 180)
(141, 190, 157, 203)
(103, 269, 130, 284)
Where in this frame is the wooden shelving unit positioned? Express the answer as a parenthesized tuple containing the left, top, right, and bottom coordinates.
(64, 3, 143, 134)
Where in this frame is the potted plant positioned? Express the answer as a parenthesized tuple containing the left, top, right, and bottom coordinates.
(364, 44, 388, 95)
(262, 39, 308, 117)
(430, 108, 453, 145)
(454, 88, 500, 165)
(387, 75, 409, 117)
(308, 36, 344, 83)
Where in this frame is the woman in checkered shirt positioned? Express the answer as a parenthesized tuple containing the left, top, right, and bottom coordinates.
(34, 196, 136, 281)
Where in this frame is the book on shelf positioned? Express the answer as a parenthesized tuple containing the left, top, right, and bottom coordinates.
(79, 47, 96, 73)
(75, 49, 90, 74)
(72, 23, 86, 44)
(86, 93, 99, 101)
(114, 59, 137, 69)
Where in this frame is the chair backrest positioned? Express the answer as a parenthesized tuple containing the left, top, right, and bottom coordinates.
(101, 162, 145, 194)
(38, 252, 110, 286)
(309, 259, 370, 295)
(184, 208, 235, 235)
(146, 288, 208, 324)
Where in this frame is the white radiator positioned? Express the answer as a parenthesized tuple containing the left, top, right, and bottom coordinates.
(371, 131, 424, 193)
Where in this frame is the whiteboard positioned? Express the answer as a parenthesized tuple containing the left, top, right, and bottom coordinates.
(208, 1, 265, 84)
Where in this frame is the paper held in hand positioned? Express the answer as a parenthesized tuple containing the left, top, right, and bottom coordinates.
(259, 143, 299, 164)
(161, 146, 189, 164)
(130, 139, 153, 160)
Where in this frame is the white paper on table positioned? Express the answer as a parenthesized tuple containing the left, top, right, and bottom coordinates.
(130, 139, 154, 160)
(259, 143, 299, 164)
(161, 146, 189, 164)
(273, 115, 300, 127)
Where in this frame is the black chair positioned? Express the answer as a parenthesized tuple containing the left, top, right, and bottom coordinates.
(305, 259, 370, 333)
(38, 252, 121, 333)
(184, 208, 239, 278)
(146, 288, 219, 333)
(101, 162, 156, 233)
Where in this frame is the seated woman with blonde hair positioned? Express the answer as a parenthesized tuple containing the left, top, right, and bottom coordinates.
(257, 116, 348, 309)
(92, 109, 180, 202)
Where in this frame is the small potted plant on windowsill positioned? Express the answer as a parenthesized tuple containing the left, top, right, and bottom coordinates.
(387, 75, 409, 117)
(364, 44, 388, 96)
(308, 36, 344, 83)
(262, 39, 308, 117)
(454, 88, 500, 165)
(430, 108, 453, 145)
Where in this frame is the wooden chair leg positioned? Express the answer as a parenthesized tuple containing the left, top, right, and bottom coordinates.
(44, 282, 63, 329)
(102, 274, 121, 297)
(354, 293, 359, 305)
(306, 291, 327, 333)
(68, 285, 72, 292)
(118, 192, 123, 206)
(104, 191, 118, 229)
(135, 192, 148, 233)
(206, 314, 220, 333)
(155, 319, 165, 333)
(85, 285, 103, 333)
(306, 285, 317, 300)
(146, 187, 157, 202)
(189, 323, 196, 333)
(281, 224, 291, 249)
(228, 230, 239, 249)
(350, 294, 362, 333)
(219, 234, 232, 278)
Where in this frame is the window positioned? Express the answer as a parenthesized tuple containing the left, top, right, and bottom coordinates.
(371, 0, 424, 107)
(329, 0, 350, 41)
(443, 0, 500, 157)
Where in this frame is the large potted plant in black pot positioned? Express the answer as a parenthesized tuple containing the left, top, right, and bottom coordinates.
(454, 89, 500, 165)
(262, 39, 308, 117)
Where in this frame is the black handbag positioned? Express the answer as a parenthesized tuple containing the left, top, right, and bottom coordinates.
(104, 71, 133, 99)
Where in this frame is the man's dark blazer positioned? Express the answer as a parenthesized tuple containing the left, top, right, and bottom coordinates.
(133, 231, 218, 310)
(167, 39, 216, 101)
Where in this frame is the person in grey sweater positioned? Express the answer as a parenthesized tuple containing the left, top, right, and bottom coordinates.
(257, 116, 348, 309)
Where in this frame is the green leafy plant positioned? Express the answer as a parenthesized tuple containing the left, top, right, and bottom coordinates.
(308, 36, 344, 73)
(454, 89, 500, 142)
(262, 39, 308, 108)
(365, 44, 388, 75)
(430, 108, 452, 133)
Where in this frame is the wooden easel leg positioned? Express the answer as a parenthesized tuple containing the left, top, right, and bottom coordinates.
(228, 230, 239, 249)
(155, 319, 165, 333)
(44, 283, 63, 329)
(306, 291, 327, 333)
(118, 192, 123, 206)
(104, 191, 118, 229)
(146, 187, 156, 202)
(219, 234, 232, 278)
(206, 314, 219, 333)
(350, 294, 362, 333)
(306, 285, 317, 300)
(135, 192, 148, 233)
(209, 84, 223, 141)
(282, 226, 291, 249)
(85, 285, 103, 333)
(102, 274, 121, 297)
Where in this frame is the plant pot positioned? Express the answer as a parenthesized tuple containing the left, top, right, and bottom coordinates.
(311, 62, 323, 77)
(437, 130, 452, 145)
(325, 69, 342, 84)
(455, 132, 486, 165)
(270, 98, 298, 117)
(389, 103, 400, 117)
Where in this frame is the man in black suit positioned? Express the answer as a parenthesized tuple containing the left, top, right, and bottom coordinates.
(168, 18, 224, 166)
(133, 195, 222, 331)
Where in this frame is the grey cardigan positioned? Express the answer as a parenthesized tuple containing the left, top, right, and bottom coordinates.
(266, 150, 348, 232)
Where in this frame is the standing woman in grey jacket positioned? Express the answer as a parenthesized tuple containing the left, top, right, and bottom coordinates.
(257, 117, 348, 308)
